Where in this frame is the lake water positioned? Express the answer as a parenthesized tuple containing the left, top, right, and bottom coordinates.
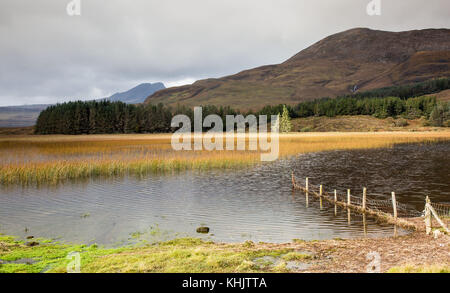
(0, 142, 448, 245)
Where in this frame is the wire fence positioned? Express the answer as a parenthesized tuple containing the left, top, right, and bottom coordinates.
(430, 202, 450, 218)
(430, 202, 450, 226)
(303, 181, 422, 218)
(292, 176, 428, 218)
(293, 173, 450, 233)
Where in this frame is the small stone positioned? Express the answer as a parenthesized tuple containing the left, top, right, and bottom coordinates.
(25, 241, 39, 247)
(26, 236, 34, 239)
(196, 227, 210, 234)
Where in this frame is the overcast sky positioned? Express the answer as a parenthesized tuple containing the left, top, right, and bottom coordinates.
(0, 0, 449, 106)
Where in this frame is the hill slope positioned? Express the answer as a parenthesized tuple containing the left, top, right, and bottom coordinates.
(145, 28, 450, 109)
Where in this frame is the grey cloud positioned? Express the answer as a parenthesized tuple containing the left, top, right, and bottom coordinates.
(0, 0, 449, 105)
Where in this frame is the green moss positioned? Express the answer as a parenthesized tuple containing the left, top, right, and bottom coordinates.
(0, 234, 122, 273)
(282, 252, 312, 261)
(159, 238, 205, 247)
(292, 238, 306, 243)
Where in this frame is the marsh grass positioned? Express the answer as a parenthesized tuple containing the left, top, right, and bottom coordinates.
(0, 132, 449, 186)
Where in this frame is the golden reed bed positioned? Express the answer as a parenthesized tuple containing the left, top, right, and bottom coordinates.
(0, 132, 449, 186)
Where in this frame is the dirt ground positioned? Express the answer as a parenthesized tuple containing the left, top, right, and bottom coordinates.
(253, 231, 449, 273)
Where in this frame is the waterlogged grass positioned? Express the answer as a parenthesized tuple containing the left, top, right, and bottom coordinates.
(0, 234, 120, 273)
(0, 234, 297, 273)
(0, 132, 449, 186)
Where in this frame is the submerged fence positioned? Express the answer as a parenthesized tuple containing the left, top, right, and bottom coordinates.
(291, 172, 449, 233)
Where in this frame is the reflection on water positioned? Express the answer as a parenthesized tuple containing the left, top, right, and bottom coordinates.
(0, 142, 448, 245)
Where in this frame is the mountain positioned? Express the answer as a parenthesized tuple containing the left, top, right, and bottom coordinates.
(0, 104, 50, 127)
(145, 28, 450, 110)
(107, 82, 165, 104)
(0, 83, 165, 127)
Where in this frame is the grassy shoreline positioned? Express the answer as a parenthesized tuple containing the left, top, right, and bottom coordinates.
(1, 132, 449, 186)
(1, 232, 448, 273)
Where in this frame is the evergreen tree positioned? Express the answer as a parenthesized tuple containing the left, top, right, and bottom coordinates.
(280, 105, 292, 133)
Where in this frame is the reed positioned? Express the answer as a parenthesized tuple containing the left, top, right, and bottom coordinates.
(0, 132, 449, 186)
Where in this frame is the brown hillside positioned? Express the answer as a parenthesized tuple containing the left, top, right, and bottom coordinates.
(362, 51, 450, 90)
(146, 28, 450, 110)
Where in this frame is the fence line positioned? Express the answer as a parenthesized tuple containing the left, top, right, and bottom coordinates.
(291, 172, 431, 232)
(424, 196, 450, 234)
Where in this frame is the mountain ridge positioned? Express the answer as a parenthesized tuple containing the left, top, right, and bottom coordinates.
(145, 28, 450, 110)
(108, 82, 165, 104)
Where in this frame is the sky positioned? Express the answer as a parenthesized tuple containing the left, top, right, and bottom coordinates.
(0, 0, 449, 106)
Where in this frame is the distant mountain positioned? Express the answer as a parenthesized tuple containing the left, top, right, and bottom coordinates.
(0, 83, 165, 127)
(0, 104, 50, 127)
(145, 28, 450, 110)
(107, 82, 165, 104)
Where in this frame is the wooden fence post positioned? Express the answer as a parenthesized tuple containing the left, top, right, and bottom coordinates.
(319, 185, 323, 209)
(334, 189, 337, 216)
(305, 177, 309, 192)
(428, 203, 450, 234)
(347, 189, 351, 206)
(392, 192, 397, 219)
(347, 189, 351, 224)
(425, 196, 432, 235)
(362, 187, 367, 211)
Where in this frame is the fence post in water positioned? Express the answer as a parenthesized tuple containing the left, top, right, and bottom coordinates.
(362, 187, 367, 211)
(425, 196, 432, 235)
(392, 192, 397, 219)
(305, 178, 309, 207)
(334, 189, 337, 216)
(319, 185, 323, 210)
(347, 190, 352, 224)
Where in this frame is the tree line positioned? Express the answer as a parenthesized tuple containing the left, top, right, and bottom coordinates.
(35, 102, 243, 134)
(35, 78, 450, 134)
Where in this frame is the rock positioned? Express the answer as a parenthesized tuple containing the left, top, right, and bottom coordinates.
(25, 241, 39, 247)
(196, 227, 210, 234)
(26, 236, 34, 239)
